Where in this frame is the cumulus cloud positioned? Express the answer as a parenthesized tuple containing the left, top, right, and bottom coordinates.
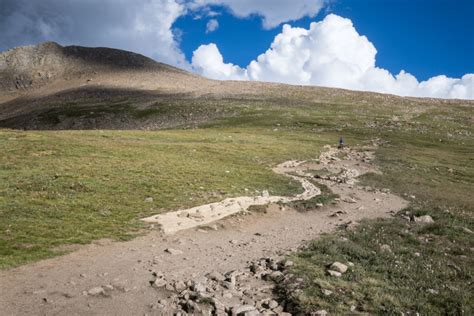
(192, 14, 474, 99)
(206, 19, 219, 33)
(189, 0, 326, 29)
(0, 0, 190, 69)
(192, 43, 247, 80)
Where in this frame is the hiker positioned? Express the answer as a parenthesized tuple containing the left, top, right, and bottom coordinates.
(338, 137, 345, 149)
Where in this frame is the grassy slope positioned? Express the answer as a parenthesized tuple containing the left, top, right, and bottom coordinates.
(0, 123, 326, 268)
(0, 90, 473, 313)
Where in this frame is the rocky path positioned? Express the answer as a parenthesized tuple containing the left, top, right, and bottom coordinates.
(0, 146, 408, 315)
(142, 160, 321, 234)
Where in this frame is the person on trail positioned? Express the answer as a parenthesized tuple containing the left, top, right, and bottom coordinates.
(338, 137, 345, 149)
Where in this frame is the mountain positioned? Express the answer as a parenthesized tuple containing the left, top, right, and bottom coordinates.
(0, 42, 471, 130)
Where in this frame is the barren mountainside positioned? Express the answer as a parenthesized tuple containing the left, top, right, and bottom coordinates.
(0, 41, 188, 92)
(0, 42, 472, 130)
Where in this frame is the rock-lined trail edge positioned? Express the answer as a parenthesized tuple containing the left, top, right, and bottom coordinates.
(142, 159, 321, 234)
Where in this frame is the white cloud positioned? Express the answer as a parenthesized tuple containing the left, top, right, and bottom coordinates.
(189, 0, 326, 29)
(192, 14, 474, 99)
(0, 0, 190, 69)
(206, 19, 219, 33)
(192, 43, 247, 80)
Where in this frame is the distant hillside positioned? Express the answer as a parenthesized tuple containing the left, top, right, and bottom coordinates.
(0, 42, 472, 130)
(0, 41, 191, 93)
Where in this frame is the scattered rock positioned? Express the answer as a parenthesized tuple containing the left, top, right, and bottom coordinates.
(379, 244, 392, 253)
(191, 277, 207, 293)
(342, 196, 357, 203)
(282, 260, 294, 268)
(427, 288, 439, 295)
(327, 270, 342, 277)
(174, 280, 187, 293)
(268, 300, 279, 309)
(145, 197, 154, 203)
(314, 310, 328, 316)
(87, 287, 105, 296)
(151, 278, 167, 288)
(329, 261, 348, 273)
(321, 289, 333, 296)
(414, 215, 434, 224)
(462, 227, 473, 234)
(232, 304, 256, 316)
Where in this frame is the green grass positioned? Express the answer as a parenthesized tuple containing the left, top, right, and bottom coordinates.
(0, 128, 325, 268)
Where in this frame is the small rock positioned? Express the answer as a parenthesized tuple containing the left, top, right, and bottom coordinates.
(462, 227, 473, 234)
(145, 197, 154, 203)
(379, 244, 392, 253)
(329, 261, 348, 273)
(283, 260, 294, 268)
(164, 248, 183, 255)
(427, 288, 439, 295)
(232, 305, 256, 316)
(321, 289, 333, 296)
(327, 270, 342, 277)
(272, 305, 284, 313)
(104, 284, 114, 291)
(152, 278, 167, 288)
(314, 310, 328, 316)
(414, 215, 434, 224)
(174, 280, 187, 293)
(191, 280, 207, 293)
(342, 196, 357, 203)
(87, 287, 105, 296)
(268, 300, 279, 309)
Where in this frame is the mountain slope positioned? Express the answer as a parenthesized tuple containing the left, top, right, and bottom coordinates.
(0, 42, 472, 130)
(0, 41, 193, 93)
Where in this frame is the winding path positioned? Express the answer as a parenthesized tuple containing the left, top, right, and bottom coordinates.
(0, 146, 408, 315)
(142, 160, 321, 234)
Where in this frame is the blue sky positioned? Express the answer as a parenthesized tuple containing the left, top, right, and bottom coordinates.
(176, 0, 473, 81)
(1, 0, 473, 99)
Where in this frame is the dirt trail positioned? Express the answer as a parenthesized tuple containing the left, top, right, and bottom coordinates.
(142, 160, 321, 234)
(0, 146, 408, 315)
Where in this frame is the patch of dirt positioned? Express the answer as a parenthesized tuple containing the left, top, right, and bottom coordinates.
(0, 146, 408, 315)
